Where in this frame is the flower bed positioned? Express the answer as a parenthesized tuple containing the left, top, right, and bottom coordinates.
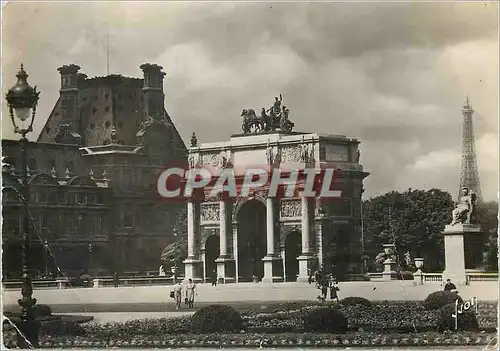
(3, 331, 497, 348)
(3, 300, 497, 348)
(243, 300, 497, 332)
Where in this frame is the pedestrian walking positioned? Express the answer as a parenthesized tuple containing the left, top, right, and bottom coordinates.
(172, 280, 183, 310)
(211, 269, 217, 286)
(185, 278, 196, 308)
(113, 272, 119, 288)
(330, 279, 340, 302)
(320, 274, 329, 300)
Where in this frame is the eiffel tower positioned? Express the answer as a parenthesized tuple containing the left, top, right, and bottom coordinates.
(457, 98, 483, 202)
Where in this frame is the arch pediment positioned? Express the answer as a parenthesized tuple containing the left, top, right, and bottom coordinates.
(28, 173, 59, 186)
(65, 175, 98, 187)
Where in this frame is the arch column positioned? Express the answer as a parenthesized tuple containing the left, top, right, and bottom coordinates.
(262, 196, 283, 283)
(183, 195, 202, 281)
(297, 195, 315, 282)
(215, 197, 235, 283)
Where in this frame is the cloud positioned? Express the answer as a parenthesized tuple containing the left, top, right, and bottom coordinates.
(2, 2, 498, 201)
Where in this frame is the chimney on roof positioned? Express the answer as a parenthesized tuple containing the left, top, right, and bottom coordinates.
(139, 63, 166, 120)
(57, 64, 82, 129)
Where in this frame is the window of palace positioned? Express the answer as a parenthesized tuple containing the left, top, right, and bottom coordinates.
(58, 192, 68, 204)
(77, 213, 85, 232)
(124, 210, 133, 228)
(87, 193, 96, 204)
(38, 190, 48, 203)
(77, 192, 86, 204)
(28, 158, 37, 171)
(29, 192, 38, 203)
(65, 161, 74, 172)
(65, 214, 75, 236)
(98, 215, 105, 233)
(48, 189, 57, 203)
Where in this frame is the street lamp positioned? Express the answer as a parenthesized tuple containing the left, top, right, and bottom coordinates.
(43, 239, 49, 277)
(6, 64, 40, 348)
(88, 243, 93, 274)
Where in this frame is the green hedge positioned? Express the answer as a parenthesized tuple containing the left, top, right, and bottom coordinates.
(303, 307, 348, 333)
(424, 291, 463, 310)
(191, 305, 243, 333)
(340, 297, 372, 307)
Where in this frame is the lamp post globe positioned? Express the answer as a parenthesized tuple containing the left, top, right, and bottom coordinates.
(6, 64, 40, 348)
(6, 64, 40, 137)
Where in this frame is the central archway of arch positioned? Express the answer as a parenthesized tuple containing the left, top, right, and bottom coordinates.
(235, 198, 283, 282)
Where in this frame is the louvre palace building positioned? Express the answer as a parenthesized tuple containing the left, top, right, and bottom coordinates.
(2, 63, 187, 278)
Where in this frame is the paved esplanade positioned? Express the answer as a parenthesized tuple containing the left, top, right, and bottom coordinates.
(3, 282, 497, 309)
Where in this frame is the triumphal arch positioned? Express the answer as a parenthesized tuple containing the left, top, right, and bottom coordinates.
(183, 97, 369, 282)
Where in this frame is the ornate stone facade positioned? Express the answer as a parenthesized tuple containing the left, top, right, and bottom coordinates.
(201, 203, 219, 222)
(280, 200, 302, 218)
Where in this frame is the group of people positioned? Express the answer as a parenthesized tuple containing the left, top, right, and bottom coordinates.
(309, 265, 340, 302)
(170, 278, 197, 310)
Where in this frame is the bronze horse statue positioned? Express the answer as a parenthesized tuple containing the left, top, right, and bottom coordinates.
(241, 109, 264, 133)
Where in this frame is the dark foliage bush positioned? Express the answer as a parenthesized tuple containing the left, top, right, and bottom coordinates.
(399, 271, 414, 280)
(424, 291, 463, 310)
(40, 320, 86, 337)
(303, 307, 348, 333)
(340, 297, 372, 307)
(437, 303, 479, 332)
(33, 304, 52, 317)
(191, 305, 243, 333)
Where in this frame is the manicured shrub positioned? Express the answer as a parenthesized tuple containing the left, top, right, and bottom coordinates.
(33, 304, 52, 317)
(424, 291, 463, 310)
(340, 297, 372, 307)
(191, 304, 243, 333)
(437, 303, 479, 332)
(303, 307, 348, 333)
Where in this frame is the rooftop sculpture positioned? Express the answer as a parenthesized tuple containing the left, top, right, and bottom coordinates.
(241, 94, 295, 134)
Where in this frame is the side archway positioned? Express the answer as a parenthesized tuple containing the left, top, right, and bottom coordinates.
(204, 235, 219, 281)
(284, 230, 301, 282)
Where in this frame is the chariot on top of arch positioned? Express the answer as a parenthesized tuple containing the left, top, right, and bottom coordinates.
(240, 94, 295, 134)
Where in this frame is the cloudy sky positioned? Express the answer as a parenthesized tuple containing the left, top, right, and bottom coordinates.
(2, 2, 498, 201)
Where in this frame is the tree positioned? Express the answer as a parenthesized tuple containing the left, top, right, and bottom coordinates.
(477, 201, 498, 271)
(160, 208, 188, 270)
(363, 188, 454, 271)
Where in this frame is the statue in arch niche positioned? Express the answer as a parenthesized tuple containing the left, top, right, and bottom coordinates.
(450, 187, 477, 226)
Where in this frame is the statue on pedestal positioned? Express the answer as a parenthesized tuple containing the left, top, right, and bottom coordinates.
(450, 187, 477, 226)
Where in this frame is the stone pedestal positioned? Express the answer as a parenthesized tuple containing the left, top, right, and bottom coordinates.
(262, 256, 283, 283)
(442, 224, 481, 286)
(183, 258, 203, 282)
(382, 259, 397, 281)
(413, 269, 424, 285)
(297, 255, 316, 282)
(215, 257, 234, 283)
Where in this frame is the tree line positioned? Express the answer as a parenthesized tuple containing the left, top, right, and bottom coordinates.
(161, 188, 498, 273)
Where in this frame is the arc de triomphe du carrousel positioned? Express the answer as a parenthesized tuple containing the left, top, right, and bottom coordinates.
(181, 97, 369, 283)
